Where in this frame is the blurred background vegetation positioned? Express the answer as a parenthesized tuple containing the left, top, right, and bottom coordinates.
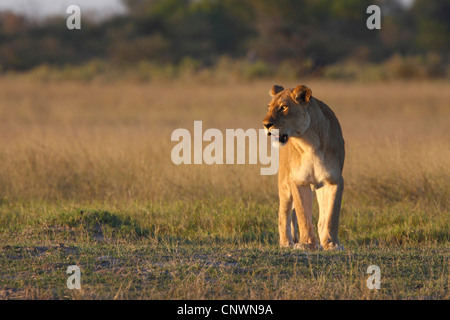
(0, 0, 449, 82)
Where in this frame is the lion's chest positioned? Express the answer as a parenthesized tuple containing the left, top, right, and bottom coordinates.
(291, 152, 330, 187)
(286, 140, 333, 187)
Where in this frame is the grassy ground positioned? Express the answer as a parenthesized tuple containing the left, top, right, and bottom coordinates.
(0, 77, 448, 299)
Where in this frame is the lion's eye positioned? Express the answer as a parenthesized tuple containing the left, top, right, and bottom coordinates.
(281, 105, 288, 111)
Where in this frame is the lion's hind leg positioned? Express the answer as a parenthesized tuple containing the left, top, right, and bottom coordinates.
(291, 209, 299, 244)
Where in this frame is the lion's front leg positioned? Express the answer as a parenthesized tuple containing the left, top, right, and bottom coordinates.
(317, 177, 344, 250)
(290, 182, 318, 250)
(278, 185, 294, 248)
(277, 156, 294, 248)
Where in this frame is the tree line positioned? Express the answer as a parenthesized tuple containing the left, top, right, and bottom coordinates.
(0, 0, 448, 77)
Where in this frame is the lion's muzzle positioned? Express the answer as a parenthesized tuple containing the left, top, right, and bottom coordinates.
(263, 120, 274, 136)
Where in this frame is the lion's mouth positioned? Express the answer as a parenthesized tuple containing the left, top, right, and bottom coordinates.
(279, 134, 289, 144)
(274, 133, 289, 144)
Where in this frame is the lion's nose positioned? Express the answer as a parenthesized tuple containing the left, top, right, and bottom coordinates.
(263, 122, 273, 130)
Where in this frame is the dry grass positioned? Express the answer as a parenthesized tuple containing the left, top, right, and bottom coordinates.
(0, 78, 448, 205)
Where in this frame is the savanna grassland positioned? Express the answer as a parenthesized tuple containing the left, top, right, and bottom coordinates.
(0, 77, 448, 299)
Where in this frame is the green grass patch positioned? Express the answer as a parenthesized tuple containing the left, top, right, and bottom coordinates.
(0, 198, 448, 299)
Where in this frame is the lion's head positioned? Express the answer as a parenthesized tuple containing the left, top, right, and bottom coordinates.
(262, 84, 312, 145)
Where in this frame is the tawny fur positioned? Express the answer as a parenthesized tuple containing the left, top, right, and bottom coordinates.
(263, 84, 345, 251)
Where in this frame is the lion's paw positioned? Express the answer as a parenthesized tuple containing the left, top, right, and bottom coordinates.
(293, 243, 318, 251)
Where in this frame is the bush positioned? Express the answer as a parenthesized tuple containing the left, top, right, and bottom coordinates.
(242, 60, 273, 80)
(8, 53, 450, 84)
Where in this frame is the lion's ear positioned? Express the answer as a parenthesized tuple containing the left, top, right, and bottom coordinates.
(291, 85, 312, 104)
(269, 85, 284, 97)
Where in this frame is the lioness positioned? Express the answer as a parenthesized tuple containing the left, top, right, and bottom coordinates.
(263, 84, 345, 251)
